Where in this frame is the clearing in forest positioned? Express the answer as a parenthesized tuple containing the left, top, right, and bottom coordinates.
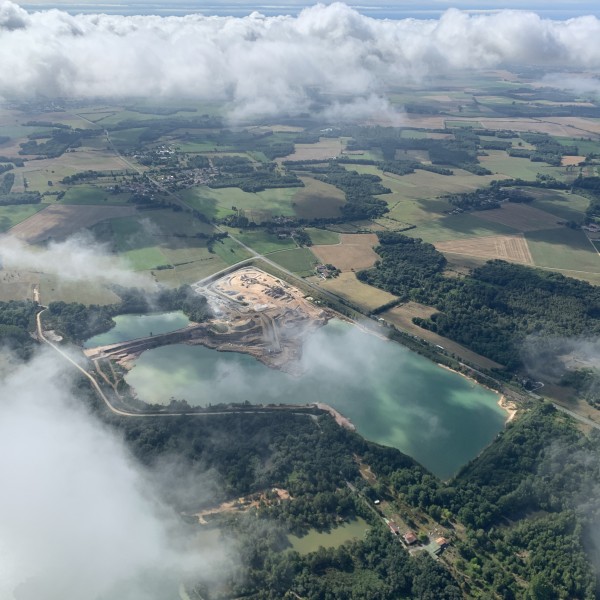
(435, 234, 534, 265)
(311, 233, 380, 272)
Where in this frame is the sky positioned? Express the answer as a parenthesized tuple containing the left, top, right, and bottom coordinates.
(12, 0, 600, 18)
(1, 0, 600, 122)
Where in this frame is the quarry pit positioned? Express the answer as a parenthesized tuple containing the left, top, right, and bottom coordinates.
(85, 266, 332, 375)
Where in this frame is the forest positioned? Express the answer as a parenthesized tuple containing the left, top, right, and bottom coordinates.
(358, 233, 600, 369)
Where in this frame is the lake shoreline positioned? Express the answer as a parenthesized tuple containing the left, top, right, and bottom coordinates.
(435, 362, 517, 424)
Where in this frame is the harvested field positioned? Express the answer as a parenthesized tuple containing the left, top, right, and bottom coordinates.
(478, 117, 600, 137)
(475, 203, 564, 232)
(7, 204, 137, 243)
(400, 115, 446, 129)
(561, 156, 586, 166)
(318, 272, 397, 312)
(435, 234, 533, 264)
(382, 302, 504, 371)
(311, 233, 380, 272)
(280, 138, 342, 162)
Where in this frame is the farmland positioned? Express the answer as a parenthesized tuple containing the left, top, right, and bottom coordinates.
(435, 234, 534, 265)
(0, 204, 47, 232)
(267, 247, 317, 276)
(474, 203, 565, 232)
(318, 271, 397, 311)
(311, 233, 380, 272)
(7, 204, 137, 244)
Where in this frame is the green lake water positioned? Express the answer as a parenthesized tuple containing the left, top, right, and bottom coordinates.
(288, 517, 370, 555)
(118, 318, 506, 479)
(83, 311, 190, 348)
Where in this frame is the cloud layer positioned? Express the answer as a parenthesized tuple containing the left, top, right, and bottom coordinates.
(0, 348, 225, 599)
(0, 233, 155, 289)
(1, 2, 600, 119)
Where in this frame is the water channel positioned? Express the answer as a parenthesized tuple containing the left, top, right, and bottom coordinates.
(88, 315, 506, 479)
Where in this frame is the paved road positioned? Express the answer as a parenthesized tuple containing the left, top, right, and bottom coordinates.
(552, 402, 600, 431)
(36, 308, 320, 422)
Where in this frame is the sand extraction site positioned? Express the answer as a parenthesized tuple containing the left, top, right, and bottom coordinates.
(87, 267, 331, 375)
(191, 266, 331, 373)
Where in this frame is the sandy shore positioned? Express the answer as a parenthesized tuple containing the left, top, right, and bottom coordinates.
(436, 362, 517, 424)
(498, 395, 518, 423)
(314, 403, 356, 431)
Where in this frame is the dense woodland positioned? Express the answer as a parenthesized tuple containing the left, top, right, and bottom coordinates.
(359, 233, 600, 369)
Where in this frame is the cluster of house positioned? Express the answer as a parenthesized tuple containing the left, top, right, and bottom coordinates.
(387, 520, 449, 556)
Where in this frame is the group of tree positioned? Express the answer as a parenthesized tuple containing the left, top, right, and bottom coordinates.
(45, 285, 211, 342)
(358, 233, 600, 369)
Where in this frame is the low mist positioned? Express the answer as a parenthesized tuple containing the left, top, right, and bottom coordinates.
(0, 232, 155, 290)
(0, 348, 229, 600)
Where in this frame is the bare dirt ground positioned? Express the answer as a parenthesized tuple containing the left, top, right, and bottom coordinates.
(382, 302, 504, 371)
(474, 203, 565, 232)
(311, 233, 380, 272)
(561, 156, 586, 166)
(435, 234, 534, 265)
(193, 487, 292, 524)
(190, 266, 331, 373)
(7, 204, 136, 243)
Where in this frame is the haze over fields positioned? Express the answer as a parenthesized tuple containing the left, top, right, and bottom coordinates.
(1, 2, 600, 120)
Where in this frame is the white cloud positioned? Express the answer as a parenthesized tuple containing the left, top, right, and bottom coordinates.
(0, 2, 599, 120)
(0, 349, 227, 599)
(0, 232, 155, 289)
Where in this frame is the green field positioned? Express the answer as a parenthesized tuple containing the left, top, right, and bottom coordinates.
(353, 166, 498, 213)
(528, 189, 589, 222)
(445, 120, 483, 128)
(60, 185, 132, 205)
(526, 227, 600, 273)
(106, 217, 170, 270)
(107, 127, 146, 148)
(0, 204, 47, 232)
(287, 518, 369, 555)
(93, 210, 217, 272)
(480, 150, 563, 180)
(555, 137, 600, 156)
(305, 228, 340, 245)
(212, 236, 253, 265)
(181, 185, 299, 221)
(293, 177, 345, 219)
(400, 129, 428, 139)
(268, 247, 317, 276)
(405, 213, 518, 244)
(176, 141, 226, 153)
(223, 228, 297, 255)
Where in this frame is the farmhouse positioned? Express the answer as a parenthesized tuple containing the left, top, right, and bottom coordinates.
(403, 531, 418, 545)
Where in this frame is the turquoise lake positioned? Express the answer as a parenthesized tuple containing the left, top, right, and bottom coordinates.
(116, 318, 506, 479)
(83, 311, 190, 348)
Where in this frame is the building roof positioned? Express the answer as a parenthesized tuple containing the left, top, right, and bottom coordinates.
(403, 531, 418, 544)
